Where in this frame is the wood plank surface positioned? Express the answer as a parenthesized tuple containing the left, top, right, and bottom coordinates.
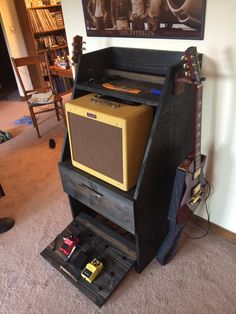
(59, 163, 135, 234)
(41, 212, 136, 307)
(49, 65, 73, 78)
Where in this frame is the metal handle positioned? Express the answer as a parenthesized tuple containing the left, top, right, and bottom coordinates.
(80, 183, 103, 199)
(90, 97, 120, 109)
(60, 266, 78, 282)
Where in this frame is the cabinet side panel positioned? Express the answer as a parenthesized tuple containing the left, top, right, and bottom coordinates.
(134, 71, 195, 272)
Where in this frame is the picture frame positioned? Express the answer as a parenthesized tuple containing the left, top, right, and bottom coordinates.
(82, 0, 206, 40)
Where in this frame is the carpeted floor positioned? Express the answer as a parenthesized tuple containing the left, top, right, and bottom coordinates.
(0, 96, 236, 314)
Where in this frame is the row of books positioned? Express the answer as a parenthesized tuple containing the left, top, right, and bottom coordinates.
(51, 11, 64, 28)
(25, 1, 60, 8)
(36, 34, 67, 50)
(46, 47, 69, 65)
(28, 9, 64, 33)
(52, 76, 73, 93)
(51, 48, 68, 59)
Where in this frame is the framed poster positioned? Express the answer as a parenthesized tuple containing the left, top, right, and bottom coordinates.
(82, 0, 206, 40)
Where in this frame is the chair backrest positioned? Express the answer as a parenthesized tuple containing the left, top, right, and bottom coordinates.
(12, 53, 53, 99)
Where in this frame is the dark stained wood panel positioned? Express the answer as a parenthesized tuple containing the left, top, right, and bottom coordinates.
(41, 212, 136, 307)
(59, 162, 135, 234)
(54, 47, 198, 302)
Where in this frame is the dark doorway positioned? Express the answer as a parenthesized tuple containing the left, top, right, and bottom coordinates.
(0, 22, 19, 100)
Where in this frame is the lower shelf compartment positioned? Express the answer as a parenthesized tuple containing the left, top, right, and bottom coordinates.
(40, 212, 136, 307)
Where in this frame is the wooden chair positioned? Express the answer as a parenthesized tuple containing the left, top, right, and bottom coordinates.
(11, 53, 65, 138)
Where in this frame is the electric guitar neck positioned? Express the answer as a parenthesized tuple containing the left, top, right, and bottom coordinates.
(156, 46, 207, 265)
(184, 46, 204, 172)
(180, 46, 206, 208)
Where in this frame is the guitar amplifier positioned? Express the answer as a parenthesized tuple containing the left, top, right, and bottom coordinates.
(65, 93, 153, 191)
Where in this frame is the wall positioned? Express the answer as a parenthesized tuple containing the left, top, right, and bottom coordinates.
(0, 0, 28, 95)
(61, 0, 236, 234)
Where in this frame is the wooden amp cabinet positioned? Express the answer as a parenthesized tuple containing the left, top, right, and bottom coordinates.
(41, 47, 196, 306)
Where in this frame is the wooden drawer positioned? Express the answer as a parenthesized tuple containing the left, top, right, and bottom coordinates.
(59, 163, 135, 234)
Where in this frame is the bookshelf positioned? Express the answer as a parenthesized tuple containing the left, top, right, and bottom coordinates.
(14, 0, 73, 93)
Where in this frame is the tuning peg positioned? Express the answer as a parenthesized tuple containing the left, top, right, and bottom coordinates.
(181, 55, 186, 61)
(185, 71, 190, 77)
(183, 63, 189, 69)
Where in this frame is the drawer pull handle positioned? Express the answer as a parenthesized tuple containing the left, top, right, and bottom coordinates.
(80, 183, 103, 199)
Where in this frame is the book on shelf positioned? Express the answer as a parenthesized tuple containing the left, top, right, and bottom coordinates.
(25, 0, 32, 8)
(36, 34, 67, 50)
(51, 11, 64, 28)
(31, 0, 43, 6)
(29, 8, 61, 33)
(52, 76, 73, 94)
(50, 0, 61, 4)
(25, 0, 62, 8)
(55, 35, 67, 45)
(53, 48, 68, 58)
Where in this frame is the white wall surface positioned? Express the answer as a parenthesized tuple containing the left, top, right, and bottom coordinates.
(0, 0, 27, 57)
(0, 0, 28, 95)
(61, 0, 236, 233)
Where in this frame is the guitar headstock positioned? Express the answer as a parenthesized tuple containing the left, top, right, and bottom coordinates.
(182, 46, 203, 83)
(71, 35, 86, 65)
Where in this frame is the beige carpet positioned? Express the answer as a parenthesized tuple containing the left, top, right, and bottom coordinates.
(0, 96, 236, 314)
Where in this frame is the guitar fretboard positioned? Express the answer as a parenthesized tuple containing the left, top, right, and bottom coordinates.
(183, 46, 203, 178)
(194, 83, 203, 174)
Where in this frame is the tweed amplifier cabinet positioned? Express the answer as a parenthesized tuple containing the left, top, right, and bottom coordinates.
(65, 93, 153, 191)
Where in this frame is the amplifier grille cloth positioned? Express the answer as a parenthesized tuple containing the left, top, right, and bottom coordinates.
(69, 112, 123, 183)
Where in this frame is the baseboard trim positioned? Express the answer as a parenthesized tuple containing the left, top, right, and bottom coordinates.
(191, 215, 236, 245)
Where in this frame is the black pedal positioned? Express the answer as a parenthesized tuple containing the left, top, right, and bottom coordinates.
(69, 250, 89, 273)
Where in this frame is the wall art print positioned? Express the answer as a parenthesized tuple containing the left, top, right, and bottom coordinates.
(82, 0, 206, 40)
